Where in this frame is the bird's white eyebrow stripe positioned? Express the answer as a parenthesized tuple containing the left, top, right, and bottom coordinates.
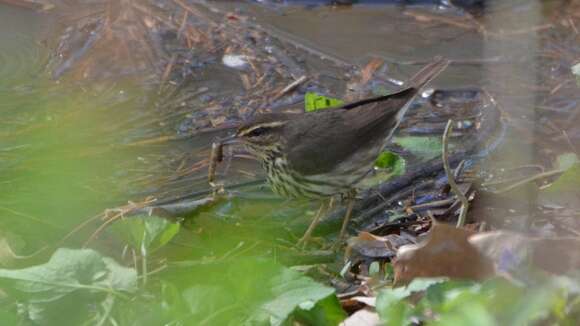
(238, 121, 286, 136)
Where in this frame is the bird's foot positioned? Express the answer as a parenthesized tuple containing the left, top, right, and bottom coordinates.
(209, 181, 225, 199)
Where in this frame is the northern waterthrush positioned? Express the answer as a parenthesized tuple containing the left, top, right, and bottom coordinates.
(219, 57, 449, 244)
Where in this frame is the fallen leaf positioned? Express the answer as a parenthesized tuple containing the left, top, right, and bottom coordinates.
(393, 223, 494, 285)
(347, 232, 415, 262)
(0, 248, 137, 324)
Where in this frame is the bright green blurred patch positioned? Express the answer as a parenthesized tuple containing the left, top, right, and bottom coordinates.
(113, 215, 180, 253)
(115, 258, 344, 326)
(377, 277, 580, 326)
(304, 92, 344, 112)
(0, 248, 137, 325)
(375, 151, 406, 173)
(360, 151, 407, 187)
(376, 277, 447, 325)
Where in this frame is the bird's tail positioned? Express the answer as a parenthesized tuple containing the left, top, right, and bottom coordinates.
(341, 57, 449, 111)
(405, 56, 450, 91)
(386, 57, 450, 140)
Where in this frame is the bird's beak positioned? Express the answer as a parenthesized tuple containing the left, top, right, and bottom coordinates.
(219, 134, 240, 146)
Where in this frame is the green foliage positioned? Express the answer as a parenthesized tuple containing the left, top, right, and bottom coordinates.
(376, 277, 580, 326)
(109, 258, 344, 326)
(304, 92, 344, 112)
(376, 278, 447, 325)
(112, 215, 180, 253)
(248, 267, 345, 325)
(0, 248, 137, 324)
(0, 307, 21, 325)
(374, 151, 406, 175)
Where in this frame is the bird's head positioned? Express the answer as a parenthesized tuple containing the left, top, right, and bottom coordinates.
(222, 114, 290, 159)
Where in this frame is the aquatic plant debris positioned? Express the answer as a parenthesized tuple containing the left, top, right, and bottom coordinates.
(222, 54, 249, 70)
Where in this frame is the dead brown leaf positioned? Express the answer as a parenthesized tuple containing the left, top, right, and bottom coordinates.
(393, 222, 495, 285)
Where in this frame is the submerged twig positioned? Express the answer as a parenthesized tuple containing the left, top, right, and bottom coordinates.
(494, 169, 565, 194)
(442, 120, 469, 228)
(271, 75, 308, 102)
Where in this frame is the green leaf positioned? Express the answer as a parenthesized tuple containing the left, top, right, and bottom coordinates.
(0, 306, 21, 325)
(113, 215, 180, 252)
(182, 285, 233, 317)
(247, 267, 344, 326)
(360, 151, 406, 188)
(394, 136, 442, 160)
(294, 295, 346, 326)
(429, 303, 495, 326)
(0, 248, 137, 324)
(376, 278, 447, 325)
(374, 151, 405, 174)
(304, 92, 344, 112)
(422, 280, 476, 307)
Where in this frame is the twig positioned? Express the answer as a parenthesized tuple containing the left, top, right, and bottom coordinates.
(158, 54, 177, 94)
(171, 0, 217, 27)
(271, 75, 308, 102)
(442, 120, 469, 228)
(83, 198, 157, 247)
(494, 169, 565, 194)
(125, 196, 217, 219)
(408, 198, 455, 211)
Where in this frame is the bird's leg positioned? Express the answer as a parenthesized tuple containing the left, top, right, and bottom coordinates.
(297, 200, 329, 248)
(338, 189, 357, 243)
(208, 141, 225, 197)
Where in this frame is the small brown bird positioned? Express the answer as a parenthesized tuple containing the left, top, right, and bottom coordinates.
(220, 57, 449, 245)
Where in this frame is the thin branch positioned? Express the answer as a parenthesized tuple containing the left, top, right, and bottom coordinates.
(494, 169, 565, 194)
(442, 120, 469, 228)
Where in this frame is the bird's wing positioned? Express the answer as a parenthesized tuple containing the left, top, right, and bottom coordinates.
(285, 94, 407, 176)
(285, 57, 450, 176)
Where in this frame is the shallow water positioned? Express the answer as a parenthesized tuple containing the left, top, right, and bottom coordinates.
(0, 4, 155, 249)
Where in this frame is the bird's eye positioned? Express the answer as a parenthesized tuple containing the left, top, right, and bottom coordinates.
(247, 127, 268, 137)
